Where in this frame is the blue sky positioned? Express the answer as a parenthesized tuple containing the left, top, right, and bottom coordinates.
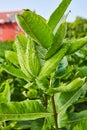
(0, 0, 87, 22)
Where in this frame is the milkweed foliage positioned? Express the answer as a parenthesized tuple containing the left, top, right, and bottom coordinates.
(0, 0, 87, 129)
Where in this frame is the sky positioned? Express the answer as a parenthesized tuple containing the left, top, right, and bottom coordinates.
(0, 0, 87, 22)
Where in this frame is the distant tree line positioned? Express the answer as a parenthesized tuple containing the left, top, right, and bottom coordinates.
(66, 16, 87, 38)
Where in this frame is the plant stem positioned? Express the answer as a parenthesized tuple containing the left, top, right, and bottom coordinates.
(3, 121, 6, 127)
(51, 95, 58, 130)
(42, 118, 47, 130)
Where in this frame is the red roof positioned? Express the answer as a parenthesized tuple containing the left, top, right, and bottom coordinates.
(0, 10, 22, 23)
(0, 10, 24, 41)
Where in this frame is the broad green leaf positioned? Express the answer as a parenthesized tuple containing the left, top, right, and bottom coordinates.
(45, 22, 67, 60)
(57, 82, 87, 112)
(5, 51, 19, 67)
(0, 100, 52, 121)
(69, 113, 87, 130)
(69, 110, 87, 123)
(47, 78, 85, 94)
(0, 64, 31, 82)
(36, 44, 47, 67)
(54, 82, 87, 127)
(53, 11, 70, 35)
(70, 119, 87, 130)
(58, 110, 68, 128)
(26, 38, 41, 76)
(36, 44, 47, 60)
(38, 43, 69, 80)
(48, 0, 71, 31)
(16, 10, 53, 49)
(15, 34, 33, 79)
(66, 36, 87, 54)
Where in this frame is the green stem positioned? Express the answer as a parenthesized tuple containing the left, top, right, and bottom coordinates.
(51, 95, 58, 130)
(42, 118, 47, 130)
(3, 121, 6, 127)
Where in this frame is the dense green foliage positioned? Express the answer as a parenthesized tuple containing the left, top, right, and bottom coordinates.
(0, 0, 87, 129)
(66, 16, 87, 38)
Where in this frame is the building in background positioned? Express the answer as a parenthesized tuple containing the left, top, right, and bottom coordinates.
(0, 11, 24, 41)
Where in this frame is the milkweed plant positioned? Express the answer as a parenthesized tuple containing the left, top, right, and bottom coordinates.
(0, 0, 87, 129)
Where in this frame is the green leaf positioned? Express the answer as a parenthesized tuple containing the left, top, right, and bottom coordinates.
(36, 45, 47, 67)
(66, 36, 87, 54)
(47, 78, 85, 94)
(54, 82, 87, 127)
(36, 78, 49, 90)
(58, 82, 87, 112)
(0, 100, 52, 121)
(76, 66, 87, 78)
(5, 51, 19, 67)
(2, 81, 10, 102)
(16, 10, 53, 49)
(31, 119, 44, 130)
(53, 11, 70, 35)
(0, 64, 31, 82)
(69, 110, 87, 123)
(59, 56, 68, 68)
(69, 112, 87, 130)
(36, 44, 47, 60)
(12, 120, 31, 130)
(15, 34, 33, 79)
(0, 81, 10, 103)
(1, 121, 17, 130)
(26, 38, 41, 76)
(48, 0, 71, 31)
(38, 43, 69, 80)
(45, 22, 67, 60)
